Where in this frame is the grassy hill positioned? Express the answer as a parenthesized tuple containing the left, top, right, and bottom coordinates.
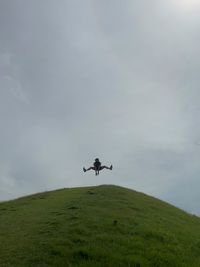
(0, 185, 200, 267)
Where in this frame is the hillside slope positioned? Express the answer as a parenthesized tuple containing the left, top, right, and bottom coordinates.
(0, 185, 200, 267)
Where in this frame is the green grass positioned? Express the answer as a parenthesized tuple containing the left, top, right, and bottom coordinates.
(0, 185, 200, 266)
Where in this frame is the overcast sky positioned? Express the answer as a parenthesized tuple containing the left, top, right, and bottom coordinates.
(1, 0, 200, 215)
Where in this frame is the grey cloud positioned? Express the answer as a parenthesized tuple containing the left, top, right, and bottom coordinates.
(0, 0, 200, 215)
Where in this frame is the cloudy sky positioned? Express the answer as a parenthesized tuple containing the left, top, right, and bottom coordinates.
(1, 0, 200, 214)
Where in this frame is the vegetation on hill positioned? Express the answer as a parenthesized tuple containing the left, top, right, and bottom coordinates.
(0, 185, 200, 267)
